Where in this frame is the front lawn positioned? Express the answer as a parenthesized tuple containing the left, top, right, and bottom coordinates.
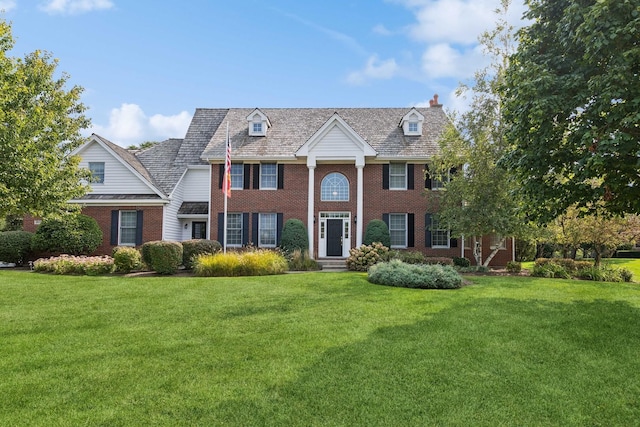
(1, 271, 639, 425)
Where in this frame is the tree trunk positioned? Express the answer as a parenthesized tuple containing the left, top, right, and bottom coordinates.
(482, 237, 506, 267)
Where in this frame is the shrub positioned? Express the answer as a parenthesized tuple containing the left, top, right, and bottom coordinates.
(363, 219, 391, 247)
(194, 249, 288, 277)
(182, 239, 222, 269)
(368, 259, 462, 289)
(506, 261, 522, 273)
(0, 231, 33, 265)
(346, 242, 389, 271)
(141, 241, 183, 275)
(31, 214, 102, 255)
(453, 256, 471, 268)
(33, 255, 114, 275)
(424, 257, 454, 266)
(388, 250, 425, 264)
(620, 268, 633, 282)
(287, 249, 320, 271)
(279, 219, 308, 255)
(112, 246, 142, 273)
(531, 263, 570, 279)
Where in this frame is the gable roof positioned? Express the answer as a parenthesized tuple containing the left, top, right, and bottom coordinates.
(136, 108, 228, 194)
(201, 107, 448, 162)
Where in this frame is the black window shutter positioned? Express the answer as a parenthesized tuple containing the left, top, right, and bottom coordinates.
(135, 210, 144, 246)
(252, 213, 259, 246)
(425, 213, 432, 248)
(110, 210, 119, 245)
(408, 213, 415, 247)
(382, 213, 389, 228)
(243, 164, 251, 189)
(242, 213, 250, 245)
(425, 164, 432, 189)
(382, 164, 390, 189)
(217, 213, 224, 242)
(277, 213, 284, 246)
(218, 164, 224, 189)
(253, 164, 260, 189)
(450, 237, 458, 248)
(277, 164, 284, 189)
(407, 164, 414, 190)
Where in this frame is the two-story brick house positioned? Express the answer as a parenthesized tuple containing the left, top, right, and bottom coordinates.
(25, 96, 513, 266)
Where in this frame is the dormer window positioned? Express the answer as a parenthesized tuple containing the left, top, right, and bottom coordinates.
(247, 108, 270, 136)
(400, 108, 424, 136)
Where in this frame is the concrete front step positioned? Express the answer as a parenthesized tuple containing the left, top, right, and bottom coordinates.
(317, 259, 348, 272)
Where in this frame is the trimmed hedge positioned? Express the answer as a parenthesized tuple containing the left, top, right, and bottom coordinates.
(0, 231, 33, 265)
(363, 219, 391, 247)
(141, 241, 183, 275)
(368, 259, 463, 289)
(112, 246, 142, 273)
(31, 214, 102, 255)
(182, 239, 222, 269)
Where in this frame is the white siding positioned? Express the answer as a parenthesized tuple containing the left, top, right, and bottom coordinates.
(312, 125, 361, 157)
(163, 181, 184, 241)
(80, 143, 152, 194)
(182, 169, 209, 201)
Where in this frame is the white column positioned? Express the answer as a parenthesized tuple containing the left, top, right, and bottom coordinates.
(307, 165, 316, 259)
(356, 163, 364, 247)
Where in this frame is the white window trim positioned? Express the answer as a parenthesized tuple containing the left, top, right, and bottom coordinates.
(389, 163, 407, 190)
(431, 217, 450, 249)
(389, 213, 408, 249)
(89, 162, 105, 184)
(258, 213, 277, 248)
(260, 163, 277, 190)
(230, 164, 244, 190)
(321, 172, 349, 201)
(226, 213, 243, 247)
(119, 210, 137, 246)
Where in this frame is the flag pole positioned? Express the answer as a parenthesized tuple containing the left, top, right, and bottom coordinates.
(223, 121, 230, 253)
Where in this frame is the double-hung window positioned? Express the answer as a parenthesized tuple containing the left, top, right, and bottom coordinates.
(230, 164, 244, 190)
(389, 163, 406, 190)
(389, 213, 407, 248)
(431, 217, 450, 248)
(119, 211, 137, 246)
(259, 213, 277, 247)
(260, 163, 277, 189)
(226, 213, 243, 247)
(89, 162, 105, 184)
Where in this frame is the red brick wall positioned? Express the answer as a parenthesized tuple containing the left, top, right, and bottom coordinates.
(82, 205, 164, 255)
(209, 162, 513, 266)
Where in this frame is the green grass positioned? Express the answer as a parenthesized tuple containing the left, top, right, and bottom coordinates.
(522, 258, 640, 281)
(2, 270, 640, 426)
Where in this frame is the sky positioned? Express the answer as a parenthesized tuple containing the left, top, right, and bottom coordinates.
(1, 0, 529, 147)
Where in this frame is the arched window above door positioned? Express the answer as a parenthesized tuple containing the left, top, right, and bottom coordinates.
(321, 172, 349, 201)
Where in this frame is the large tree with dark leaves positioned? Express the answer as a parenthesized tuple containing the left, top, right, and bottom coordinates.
(0, 19, 90, 218)
(502, 0, 640, 222)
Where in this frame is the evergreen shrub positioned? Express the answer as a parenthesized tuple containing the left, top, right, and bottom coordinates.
(368, 259, 463, 289)
(31, 214, 102, 255)
(453, 256, 471, 267)
(141, 241, 183, 274)
(363, 219, 391, 247)
(0, 231, 33, 265)
(112, 246, 142, 273)
(280, 219, 308, 255)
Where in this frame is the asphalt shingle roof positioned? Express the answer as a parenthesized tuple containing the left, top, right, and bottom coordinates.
(201, 107, 449, 161)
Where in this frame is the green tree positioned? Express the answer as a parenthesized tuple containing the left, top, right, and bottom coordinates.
(502, 0, 640, 222)
(426, 1, 525, 267)
(0, 19, 90, 218)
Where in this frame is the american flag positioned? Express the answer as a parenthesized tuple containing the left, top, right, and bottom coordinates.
(223, 123, 231, 198)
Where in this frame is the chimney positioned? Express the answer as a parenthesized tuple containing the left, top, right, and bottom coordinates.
(429, 94, 442, 107)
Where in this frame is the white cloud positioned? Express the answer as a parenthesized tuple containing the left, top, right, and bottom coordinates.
(347, 55, 399, 85)
(372, 24, 393, 36)
(0, 1, 17, 12)
(89, 103, 192, 147)
(39, 0, 114, 15)
(390, 0, 528, 45)
(421, 42, 487, 79)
